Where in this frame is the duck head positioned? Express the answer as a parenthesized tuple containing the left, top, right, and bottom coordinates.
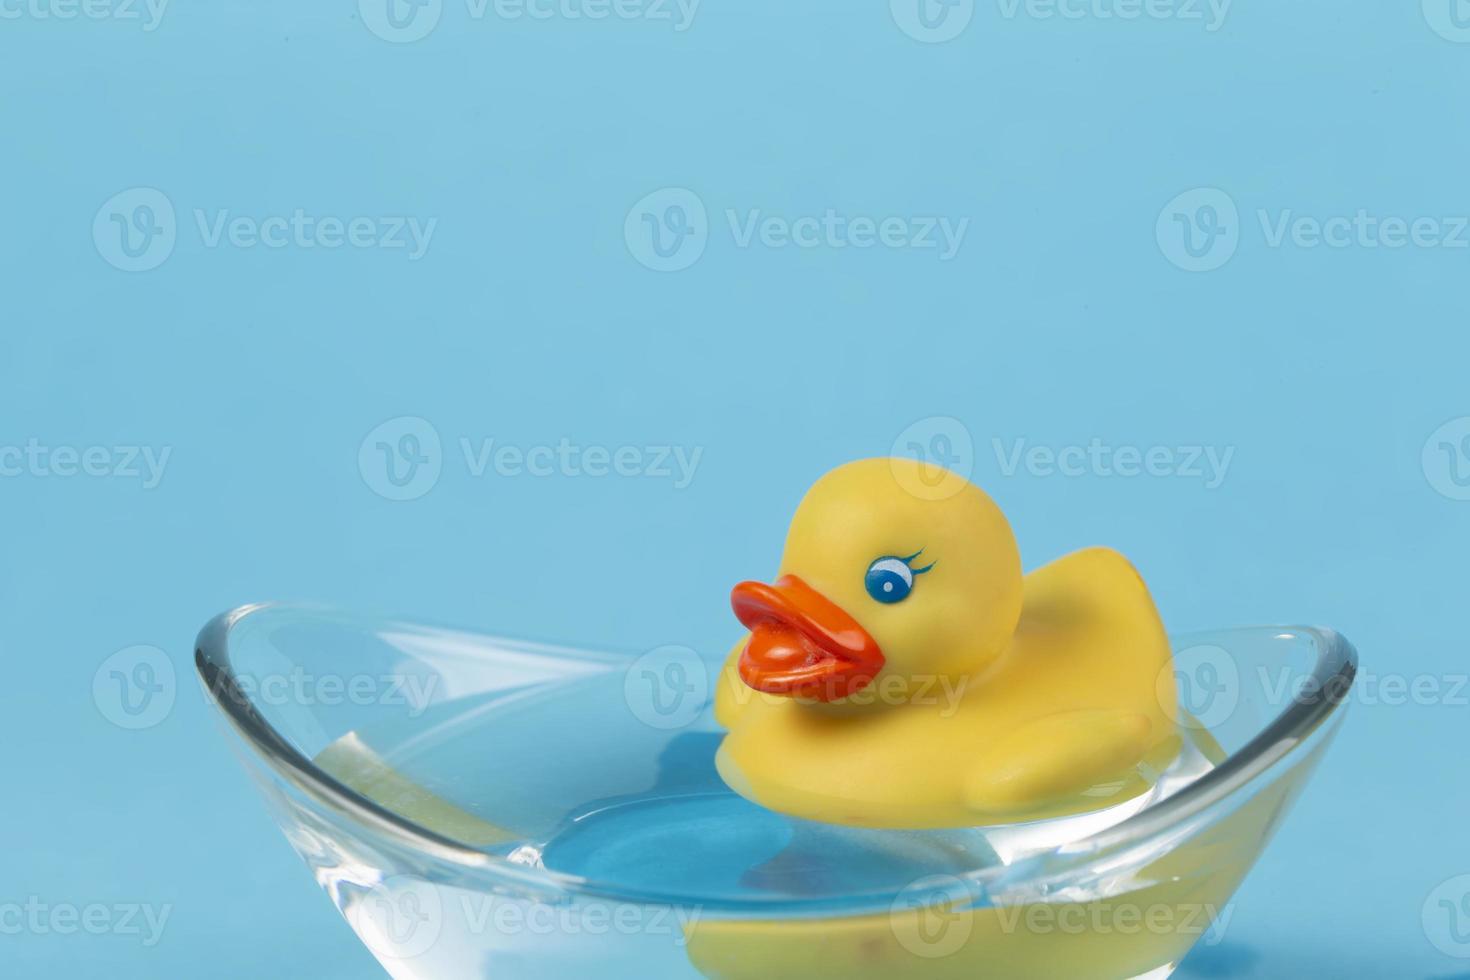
(731, 457, 1024, 705)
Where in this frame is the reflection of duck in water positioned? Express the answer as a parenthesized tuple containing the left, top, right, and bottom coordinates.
(541, 732, 788, 895)
(716, 458, 1180, 829)
(548, 729, 979, 901)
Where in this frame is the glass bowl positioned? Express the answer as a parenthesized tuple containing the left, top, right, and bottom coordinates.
(195, 603, 1356, 979)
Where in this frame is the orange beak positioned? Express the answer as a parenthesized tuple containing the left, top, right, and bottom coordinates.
(730, 575, 885, 702)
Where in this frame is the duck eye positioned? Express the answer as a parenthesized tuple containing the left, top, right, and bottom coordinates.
(865, 557, 915, 604)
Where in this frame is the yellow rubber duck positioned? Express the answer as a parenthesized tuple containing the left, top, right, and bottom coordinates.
(714, 457, 1180, 829)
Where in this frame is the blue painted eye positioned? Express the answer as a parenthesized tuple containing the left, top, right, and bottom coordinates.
(865, 557, 915, 604)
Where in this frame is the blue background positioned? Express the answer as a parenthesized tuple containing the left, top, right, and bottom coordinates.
(3, 0, 1468, 976)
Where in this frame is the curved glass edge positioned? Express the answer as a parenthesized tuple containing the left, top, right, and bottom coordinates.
(1024, 625, 1357, 886)
(196, 602, 1358, 914)
(195, 605, 541, 886)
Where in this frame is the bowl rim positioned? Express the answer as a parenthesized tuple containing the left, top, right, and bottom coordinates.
(196, 602, 1358, 912)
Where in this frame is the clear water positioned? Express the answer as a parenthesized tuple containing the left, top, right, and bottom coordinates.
(241, 618, 1345, 978)
(321, 673, 1219, 908)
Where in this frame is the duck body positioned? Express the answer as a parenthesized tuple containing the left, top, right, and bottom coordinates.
(714, 458, 1179, 829)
